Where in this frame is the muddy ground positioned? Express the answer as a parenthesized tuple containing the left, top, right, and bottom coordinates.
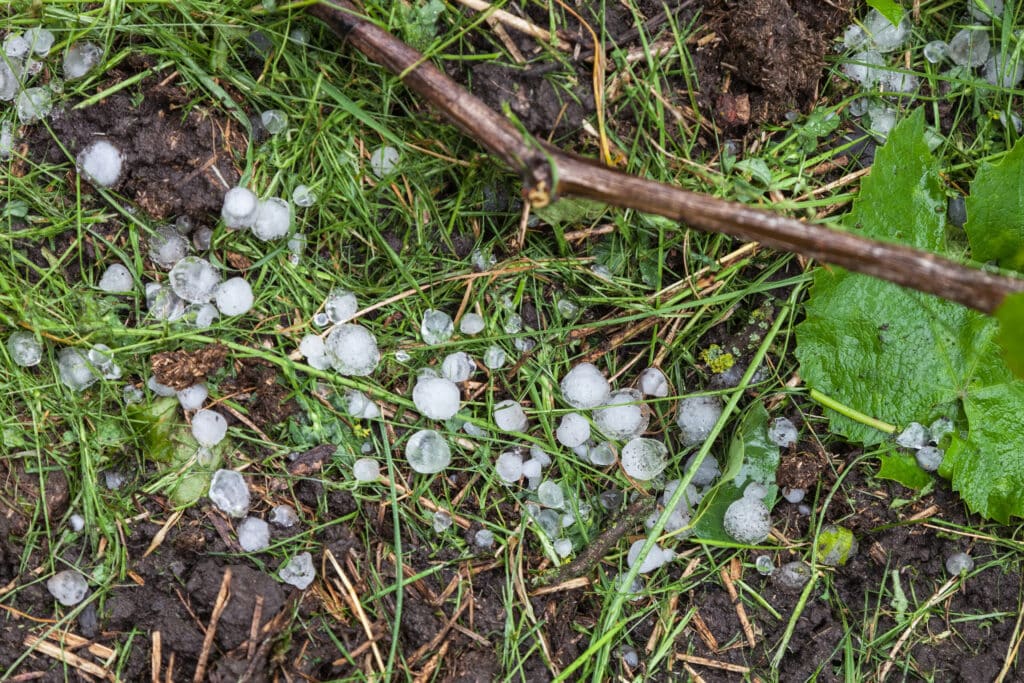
(4, 0, 1022, 681)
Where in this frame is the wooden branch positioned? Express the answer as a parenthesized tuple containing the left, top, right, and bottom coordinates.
(308, 0, 1024, 315)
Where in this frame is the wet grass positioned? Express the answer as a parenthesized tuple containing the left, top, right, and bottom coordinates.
(2, 0, 1024, 680)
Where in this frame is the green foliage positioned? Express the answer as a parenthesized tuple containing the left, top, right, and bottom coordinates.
(996, 292, 1024, 378)
(401, 0, 445, 50)
(867, 0, 904, 25)
(877, 448, 932, 490)
(796, 109, 1024, 520)
(965, 137, 1024, 272)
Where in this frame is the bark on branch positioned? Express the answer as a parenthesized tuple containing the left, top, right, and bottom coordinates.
(308, 0, 1024, 315)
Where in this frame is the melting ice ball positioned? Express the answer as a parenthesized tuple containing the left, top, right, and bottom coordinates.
(77, 140, 123, 187)
(768, 417, 798, 448)
(560, 362, 611, 409)
(279, 552, 316, 589)
(192, 409, 227, 447)
(594, 389, 648, 440)
(556, 412, 591, 448)
(170, 256, 221, 304)
(8, 331, 42, 367)
(353, 457, 380, 482)
(58, 348, 99, 391)
(945, 552, 974, 576)
(148, 226, 189, 269)
(723, 496, 771, 544)
(221, 187, 259, 229)
(458, 313, 485, 335)
(214, 277, 254, 316)
(251, 198, 291, 241)
(16, 87, 52, 124)
(637, 367, 669, 398)
(209, 469, 250, 518)
(412, 376, 461, 420)
(63, 42, 103, 80)
(948, 28, 990, 67)
(441, 351, 475, 383)
(493, 399, 528, 432)
(325, 324, 380, 376)
(237, 517, 270, 552)
(47, 570, 89, 606)
(676, 395, 724, 446)
(620, 438, 667, 481)
(405, 429, 451, 473)
(98, 263, 133, 292)
(495, 451, 524, 484)
(369, 145, 399, 177)
(421, 309, 454, 345)
(324, 289, 358, 324)
(627, 540, 675, 574)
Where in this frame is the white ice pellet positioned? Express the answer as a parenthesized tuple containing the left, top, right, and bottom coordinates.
(493, 399, 528, 432)
(221, 187, 259, 229)
(324, 289, 358, 324)
(530, 445, 552, 467)
(209, 469, 250, 518)
(237, 516, 270, 552)
(5, 34, 30, 59)
(58, 348, 99, 391)
(983, 54, 1024, 88)
(916, 446, 944, 472)
(776, 561, 811, 590)
(782, 487, 806, 504)
(948, 28, 990, 67)
(279, 552, 316, 589)
(521, 458, 542, 479)
(474, 529, 495, 549)
(47, 570, 89, 606)
(458, 313, 485, 335)
(176, 383, 208, 411)
(744, 482, 769, 500)
(299, 334, 326, 361)
(69, 513, 85, 532)
(214, 277, 254, 316)
(676, 395, 723, 446)
(7, 331, 42, 367)
(260, 109, 287, 134)
(148, 226, 189, 270)
(560, 362, 611, 409)
(98, 264, 133, 292)
(626, 540, 675, 573)
(945, 552, 974, 575)
(369, 145, 399, 177)
(352, 457, 381, 482)
(0, 121, 13, 159)
(292, 184, 316, 207)
(325, 324, 380, 376)
(588, 441, 617, 466)
(432, 510, 453, 532)
(147, 375, 177, 397)
(556, 412, 591, 448)
(24, 28, 55, 56)
(896, 422, 929, 450)
(554, 538, 573, 558)
(537, 480, 565, 508)
(637, 367, 669, 398)
(193, 227, 213, 251)
(969, 0, 1003, 22)
(923, 40, 948, 64)
(192, 303, 220, 329)
(251, 198, 291, 241)
(495, 451, 523, 483)
(77, 140, 123, 188)
(412, 376, 461, 420)
(842, 50, 885, 86)
(441, 352, 475, 382)
(867, 101, 898, 140)
(0, 61, 19, 102)
(170, 256, 221, 304)
(483, 345, 506, 369)
(594, 389, 648, 440)
(621, 438, 667, 481)
(768, 417, 798, 448)
(406, 429, 451, 473)
(723, 496, 771, 544)
(192, 409, 227, 447)
(860, 9, 910, 53)
(346, 390, 380, 419)
(270, 504, 299, 528)
(63, 42, 103, 80)
(16, 87, 52, 124)
(421, 309, 454, 345)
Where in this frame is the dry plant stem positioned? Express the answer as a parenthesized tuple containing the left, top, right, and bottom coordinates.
(309, 0, 1024, 315)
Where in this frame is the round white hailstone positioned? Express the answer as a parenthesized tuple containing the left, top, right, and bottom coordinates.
(627, 540, 674, 573)
(324, 289, 358, 324)
(554, 538, 573, 558)
(782, 487, 806, 504)
(5, 34, 30, 59)
(192, 409, 228, 447)
(493, 399, 528, 432)
(723, 496, 771, 544)
(594, 389, 649, 440)
(352, 457, 380, 482)
(412, 376, 461, 420)
(193, 227, 213, 251)
(530, 446, 552, 467)
(369, 145, 399, 177)
(69, 513, 85, 532)
(25, 28, 55, 56)
(346, 390, 380, 419)
(483, 345, 506, 369)
(620, 438, 667, 481)
(896, 421, 928, 450)
(755, 555, 775, 576)
(279, 552, 316, 589)
(77, 140, 123, 187)
(148, 226, 189, 270)
(948, 28, 990, 68)
(458, 313, 485, 335)
(58, 348, 99, 392)
(521, 458, 542, 479)
(299, 334, 326, 360)
(270, 504, 299, 528)
(495, 451, 523, 483)
(237, 517, 270, 552)
(421, 309, 454, 345)
(775, 561, 811, 591)
(969, 0, 1003, 21)
(560, 362, 611, 409)
(324, 324, 380, 376)
(637, 367, 669, 398)
(214, 277, 254, 316)
(209, 469, 250, 518)
(46, 570, 89, 606)
(292, 184, 317, 207)
(916, 446, 944, 472)
(193, 303, 220, 329)
(7, 331, 42, 367)
(176, 383, 208, 411)
(405, 429, 451, 474)
(743, 482, 768, 500)
(260, 109, 287, 134)
(983, 53, 1024, 88)
(147, 375, 177, 397)
(221, 187, 259, 229)
(675, 395, 724, 446)
(432, 510, 453, 532)
(945, 552, 974, 575)
(768, 417, 798, 448)
(923, 40, 948, 64)
(251, 197, 291, 241)
(16, 87, 52, 124)
(474, 529, 495, 549)
(556, 412, 591, 448)
(537, 480, 565, 509)
(684, 452, 720, 486)
(63, 41, 103, 80)
(588, 441, 617, 466)
(98, 263, 133, 292)
(169, 256, 221, 304)
(441, 352, 475, 383)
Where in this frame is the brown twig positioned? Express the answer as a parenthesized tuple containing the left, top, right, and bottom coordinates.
(193, 568, 232, 683)
(308, 0, 1024, 315)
